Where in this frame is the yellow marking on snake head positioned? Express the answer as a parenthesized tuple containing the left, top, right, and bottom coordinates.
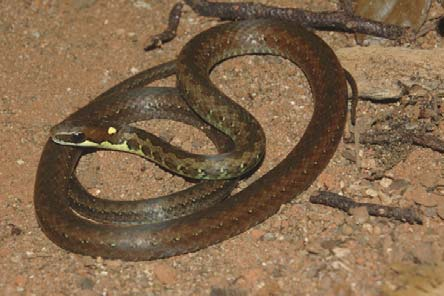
(107, 127, 117, 135)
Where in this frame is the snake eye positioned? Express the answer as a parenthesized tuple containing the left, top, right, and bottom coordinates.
(70, 132, 86, 143)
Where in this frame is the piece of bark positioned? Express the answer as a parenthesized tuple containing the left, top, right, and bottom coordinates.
(310, 191, 423, 224)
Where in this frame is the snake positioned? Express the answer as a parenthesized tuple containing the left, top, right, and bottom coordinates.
(34, 19, 349, 261)
(63, 86, 240, 224)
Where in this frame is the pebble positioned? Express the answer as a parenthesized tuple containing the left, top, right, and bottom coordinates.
(306, 241, 328, 256)
(210, 287, 247, 296)
(355, 256, 366, 265)
(78, 277, 95, 290)
(159, 131, 174, 143)
(153, 169, 166, 181)
(320, 240, 341, 250)
(153, 263, 177, 284)
(378, 191, 392, 205)
(332, 247, 351, 258)
(129, 67, 139, 75)
(263, 233, 275, 241)
(412, 242, 436, 264)
(388, 179, 410, 194)
(379, 177, 393, 188)
(105, 259, 123, 268)
(341, 224, 354, 235)
(373, 225, 382, 235)
(362, 223, 373, 234)
(317, 172, 339, 190)
(250, 229, 265, 240)
(133, 0, 152, 9)
(360, 158, 377, 170)
(349, 206, 370, 224)
(342, 149, 356, 162)
(15, 275, 26, 286)
(73, 0, 96, 10)
(89, 188, 101, 196)
(424, 207, 437, 217)
(256, 280, 282, 295)
(365, 188, 379, 198)
(405, 185, 438, 207)
(239, 268, 266, 289)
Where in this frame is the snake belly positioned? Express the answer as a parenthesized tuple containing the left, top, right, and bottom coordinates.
(34, 19, 348, 261)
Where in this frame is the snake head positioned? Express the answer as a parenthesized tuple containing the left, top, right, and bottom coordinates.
(50, 121, 126, 148)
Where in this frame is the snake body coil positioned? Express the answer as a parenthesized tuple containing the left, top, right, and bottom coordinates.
(34, 19, 348, 261)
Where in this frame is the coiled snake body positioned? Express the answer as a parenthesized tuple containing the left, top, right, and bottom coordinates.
(34, 19, 348, 260)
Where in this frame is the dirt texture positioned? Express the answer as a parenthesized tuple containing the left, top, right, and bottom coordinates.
(1, 0, 444, 295)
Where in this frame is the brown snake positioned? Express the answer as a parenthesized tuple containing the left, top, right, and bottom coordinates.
(34, 19, 348, 260)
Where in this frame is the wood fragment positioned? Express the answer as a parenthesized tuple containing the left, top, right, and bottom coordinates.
(310, 191, 423, 224)
(145, 0, 408, 50)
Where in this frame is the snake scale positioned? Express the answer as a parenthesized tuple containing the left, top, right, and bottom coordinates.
(34, 19, 348, 261)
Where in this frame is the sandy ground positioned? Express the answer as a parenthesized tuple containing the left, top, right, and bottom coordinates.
(1, 0, 444, 295)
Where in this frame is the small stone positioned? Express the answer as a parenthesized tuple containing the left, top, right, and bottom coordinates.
(341, 224, 353, 235)
(317, 172, 339, 190)
(89, 188, 101, 196)
(153, 263, 177, 284)
(306, 241, 328, 256)
(152, 169, 166, 181)
(373, 225, 382, 235)
(78, 277, 95, 290)
(365, 188, 379, 198)
(360, 158, 377, 170)
(411, 242, 436, 264)
(320, 240, 341, 250)
(349, 206, 369, 224)
(210, 287, 247, 296)
(263, 233, 275, 241)
(332, 247, 351, 258)
(378, 192, 392, 205)
(9, 224, 23, 236)
(250, 229, 265, 240)
(159, 131, 174, 143)
(406, 186, 438, 207)
(105, 260, 122, 268)
(73, 0, 96, 10)
(271, 219, 282, 229)
(424, 207, 437, 217)
(16, 159, 24, 165)
(130, 67, 139, 75)
(349, 183, 364, 194)
(240, 268, 266, 289)
(256, 280, 282, 296)
(342, 149, 356, 162)
(280, 220, 289, 229)
(355, 256, 366, 265)
(31, 31, 40, 38)
(133, 0, 152, 9)
(380, 177, 393, 188)
(115, 28, 125, 36)
(15, 275, 26, 286)
(388, 179, 410, 194)
(362, 223, 373, 233)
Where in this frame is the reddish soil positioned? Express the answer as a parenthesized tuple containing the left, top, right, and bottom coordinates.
(1, 1, 443, 295)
